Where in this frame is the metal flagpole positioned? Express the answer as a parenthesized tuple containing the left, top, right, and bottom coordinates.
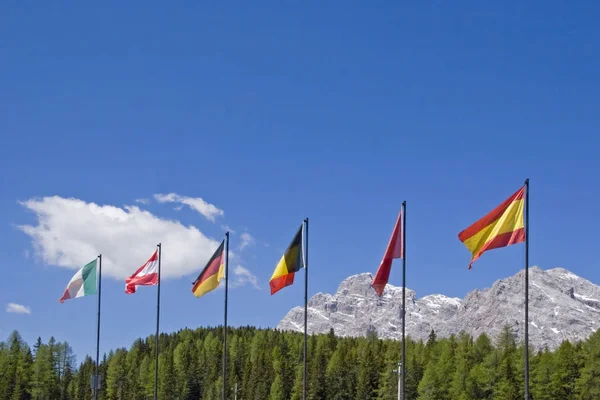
(223, 232, 230, 400)
(94, 254, 102, 400)
(303, 218, 309, 400)
(401, 201, 406, 400)
(524, 179, 530, 400)
(154, 243, 162, 400)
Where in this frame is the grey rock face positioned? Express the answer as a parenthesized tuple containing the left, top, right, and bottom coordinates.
(276, 267, 600, 350)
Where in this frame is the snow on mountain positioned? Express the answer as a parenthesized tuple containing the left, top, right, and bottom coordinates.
(276, 266, 600, 350)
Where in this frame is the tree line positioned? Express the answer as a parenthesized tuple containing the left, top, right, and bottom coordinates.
(1, 325, 599, 400)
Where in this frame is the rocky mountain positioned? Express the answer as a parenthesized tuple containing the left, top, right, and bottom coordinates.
(277, 266, 600, 350)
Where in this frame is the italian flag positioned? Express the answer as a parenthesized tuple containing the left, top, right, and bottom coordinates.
(59, 259, 98, 303)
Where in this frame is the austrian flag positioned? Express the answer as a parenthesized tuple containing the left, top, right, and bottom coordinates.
(125, 250, 159, 294)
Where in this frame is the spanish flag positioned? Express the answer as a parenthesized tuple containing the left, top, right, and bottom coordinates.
(269, 224, 305, 295)
(192, 240, 225, 297)
(459, 186, 525, 269)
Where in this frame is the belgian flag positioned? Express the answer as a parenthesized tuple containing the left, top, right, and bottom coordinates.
(192, 240, 225, 297)
(269, 224, 305, 295)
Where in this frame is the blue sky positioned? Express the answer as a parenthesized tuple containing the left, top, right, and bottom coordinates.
(2, 1, 599, 362)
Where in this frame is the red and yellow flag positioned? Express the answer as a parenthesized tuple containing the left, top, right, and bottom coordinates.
(192, 240, 225, 297)
(458, 186, 525, 269)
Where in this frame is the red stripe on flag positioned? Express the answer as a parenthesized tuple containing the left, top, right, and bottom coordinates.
(58, 289, 71, 304)
(125, 250, 159, 294)
(468, 227, 525, 269)
(269, 273, 295, 295)
(458, 187, 525, 242)
(126, 272, 159, 294)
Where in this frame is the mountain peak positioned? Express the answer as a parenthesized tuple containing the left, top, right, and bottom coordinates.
(277, 267, 600, 350)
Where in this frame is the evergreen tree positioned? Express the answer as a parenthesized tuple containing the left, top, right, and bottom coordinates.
(290, 364, 304, 400)
(355, 338, 379, 399)
(575, 329, 600, 399)
(308, 336, 328, 400)
(106, 349, 128, 399)
(269, 375, 285, 400)
(531, 348, 553, 400)
(376, 342, 399, 400)
(449, 331, 473, 400)
(492, 326, 521, 400)
(158, 349, 176, 400)
(2, 325, 600, 400)
(326, 340, 354, 400)
(405, 341, 424, 400)
(550, 340, 580, 399)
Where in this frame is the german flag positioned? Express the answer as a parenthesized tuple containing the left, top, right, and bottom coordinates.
(269, 224, 304, 295)
(192, 240, 225, 297)
(459, 186, 525, 269)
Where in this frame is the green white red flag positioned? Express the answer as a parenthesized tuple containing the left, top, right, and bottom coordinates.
(59, 259, 98, 303)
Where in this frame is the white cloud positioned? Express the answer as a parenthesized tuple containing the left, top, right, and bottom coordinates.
(18, 196, 225, 280)
(6, 303, 31, 314)
(231, 265, 260, 289)
(135, 198, 149, 205)
(153, 193, 224, 222)
(221, 225, 236, 234)
(239, 232, 255, 250)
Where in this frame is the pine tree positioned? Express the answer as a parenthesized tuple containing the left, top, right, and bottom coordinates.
(464, 334, 494, 400)
(158, 349, 176, 400)
(326, 340, 355, 400)
(290, 364, 304, 400)
(376, 342, 399, 400)
(173, 334, 199, 400)
(355, 338, 379, 399)
(106, 349, 128, 399)
(138, 355, 154, 399)
(32, 338, 42, 360)
(124, 340, 144, 400)
(531, 348, 553, 400)
(575, 329, 600, 399)
(3, 331, 33, 400)
(492, 326, 521, 400)
(308, 336, 328, 400)
(247, 331, 271, 399)
(269, 375, 285, 400)
(405, 341, 424, 400)
(550, 340, 580, 400)
(76, 356, 95, 400)
(449, 331, 473, 400)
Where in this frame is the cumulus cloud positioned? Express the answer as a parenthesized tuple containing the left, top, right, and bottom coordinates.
(135, 198, 150, 205)
(153, 193, 224, 222)
(231, 265, 260, 289)
(6, 303, 31, 314)
(239, 232, 255, 250)
(18, 196, 225, 280)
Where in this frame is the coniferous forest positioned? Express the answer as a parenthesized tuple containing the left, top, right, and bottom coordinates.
(2, 326, 600, 400)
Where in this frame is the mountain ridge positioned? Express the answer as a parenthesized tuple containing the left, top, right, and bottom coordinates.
(277, 266, 600, 350)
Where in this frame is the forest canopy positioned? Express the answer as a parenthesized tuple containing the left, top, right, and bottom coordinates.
(1, 325, 600, 400)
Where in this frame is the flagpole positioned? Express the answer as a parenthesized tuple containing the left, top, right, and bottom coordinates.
(401, 201, 406, 400)
(154, 243, 162, 400)
(524, 179, 530, 400)
(223, 232, 229, 400)
(94, 254, 102, 400)
(303, 217, 309, 400)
